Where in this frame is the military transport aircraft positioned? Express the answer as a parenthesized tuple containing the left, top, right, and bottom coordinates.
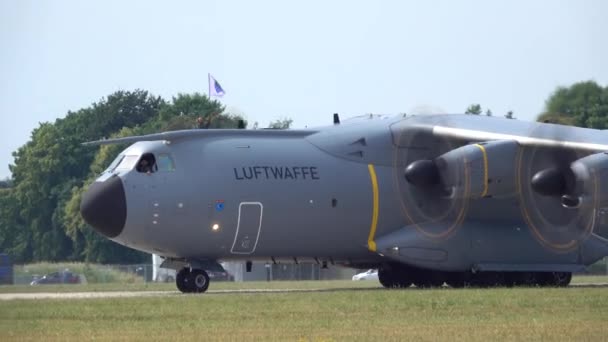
(80, 113, 608, 293)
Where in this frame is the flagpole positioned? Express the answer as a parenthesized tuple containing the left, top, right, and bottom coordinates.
(208, 73, 213, 129)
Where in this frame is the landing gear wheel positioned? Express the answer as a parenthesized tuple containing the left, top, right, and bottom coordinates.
(394, 272, 413, 288)
(190, 269, 210, 293)
(503, 272, 521, 287)
(393, 267, 412, 289)
(176, 268, 193, 293)
(470, 272, 505, 287)
(516, 272, 538, 287)
(536, 272, 553, 287)
(379, 267, 398, 288)
(379, 265, 413, 288)
(541, 272, 572, 287)
(445, 272, 469, 288)
(412, 269, 445, 288)
(553, 272, 572, 287)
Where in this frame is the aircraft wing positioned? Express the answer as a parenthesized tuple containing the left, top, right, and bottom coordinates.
(388, 114, 608, 254)
(393, 114, 608, 152)
(82, 128, 318, 146)
(431, 125, 608, 151)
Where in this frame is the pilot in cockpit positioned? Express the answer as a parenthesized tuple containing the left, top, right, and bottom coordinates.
(136, 153, 157, 174)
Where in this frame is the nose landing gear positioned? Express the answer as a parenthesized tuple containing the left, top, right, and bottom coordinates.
(176, 268, 210, 293)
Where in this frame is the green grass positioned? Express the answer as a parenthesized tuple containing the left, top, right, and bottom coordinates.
(1, 287, 607, 341)
(571, 274, 608, 284)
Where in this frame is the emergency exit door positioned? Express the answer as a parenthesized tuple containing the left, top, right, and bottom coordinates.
(231, 202, 263, 254)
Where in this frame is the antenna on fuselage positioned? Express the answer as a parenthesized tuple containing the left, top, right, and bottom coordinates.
(333, 113, 340, 125)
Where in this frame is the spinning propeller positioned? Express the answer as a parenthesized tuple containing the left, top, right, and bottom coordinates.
(517, 125, 599, 251)
(392, 119, 471, 240)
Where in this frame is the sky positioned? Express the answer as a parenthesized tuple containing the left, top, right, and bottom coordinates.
(1, 0, 607, 179)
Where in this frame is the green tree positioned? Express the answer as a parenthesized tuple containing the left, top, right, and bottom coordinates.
(154, 93, 244, 130)
(0, 177, 12, 189)
(537, 81, 608, 128)
(60, 92, 245, 263)
(465, 104, 482, 115)
(62, 127, 146, 262)
(6, 90, 164, 262)
(485, 109, 493, 116)
(0, 188, 29, 262)
(505, 110, 515, 119)
(268, 118, 293, 129)
(2, 89, 249, 264)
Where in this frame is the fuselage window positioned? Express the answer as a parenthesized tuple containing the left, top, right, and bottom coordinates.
(136, 153, 157, 173)
(157, 154, 176, 172)
(115, 155, 140, 171)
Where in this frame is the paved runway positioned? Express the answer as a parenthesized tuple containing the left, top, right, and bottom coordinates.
(0, 288, 359, 300)
(0, 287, 383, 300)
(1, 283, 607, 300)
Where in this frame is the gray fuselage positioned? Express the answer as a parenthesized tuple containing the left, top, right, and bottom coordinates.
(82, 114, 608, 273)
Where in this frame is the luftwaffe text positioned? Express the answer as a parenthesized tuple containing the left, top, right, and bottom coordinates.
(234, 166, 320, 180)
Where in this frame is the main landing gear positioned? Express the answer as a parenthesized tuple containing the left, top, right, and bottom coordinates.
(176, 268, 210, 293)
(379, 264, 572, 289)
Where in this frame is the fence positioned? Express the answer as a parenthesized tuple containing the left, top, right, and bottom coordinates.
(10, 261, 357, 285)
(7, 258, 608, 286)
(13, 263, 154, 285)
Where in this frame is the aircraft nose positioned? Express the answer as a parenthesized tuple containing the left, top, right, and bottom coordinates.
(80, 175, 127, 238)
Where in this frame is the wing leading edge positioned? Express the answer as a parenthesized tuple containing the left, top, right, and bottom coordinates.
(432, 125, 608, 152)
(82, 128, 318, 146)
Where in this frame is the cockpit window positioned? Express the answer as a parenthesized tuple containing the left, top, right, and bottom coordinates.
(157, 154, 176, 172)
(104, 154, 124, 173)
(136, 153, 157, 173)
(115, 155, 140, 171)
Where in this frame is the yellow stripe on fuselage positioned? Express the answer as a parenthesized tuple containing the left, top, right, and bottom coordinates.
(367, 164, 379, 252)
(474, 144, 489, 197)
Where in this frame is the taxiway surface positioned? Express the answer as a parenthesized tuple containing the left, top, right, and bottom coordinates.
(1, 283, 606, 300)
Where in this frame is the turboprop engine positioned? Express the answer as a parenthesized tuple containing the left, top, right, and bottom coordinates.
(404, 140, 518, 200)
(531, 152, 608, 208)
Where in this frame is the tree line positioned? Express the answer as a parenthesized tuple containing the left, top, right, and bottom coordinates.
(464, 81, 608, 125)
(1, 81, 607, 264)
(0, 91, 247, 264)
(464, 103, 514, 119)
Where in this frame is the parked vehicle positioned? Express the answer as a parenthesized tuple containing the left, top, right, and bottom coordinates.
(30, 270, 80, 285)
(352, 269, 379, 281)
(208, 270, 234, 281)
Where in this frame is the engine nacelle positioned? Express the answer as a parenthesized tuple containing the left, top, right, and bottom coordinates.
(571, 152, 608, 205)
(435, 140, 518, 199)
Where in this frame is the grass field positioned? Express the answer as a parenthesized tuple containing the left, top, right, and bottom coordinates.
(1, 282, 608, 341)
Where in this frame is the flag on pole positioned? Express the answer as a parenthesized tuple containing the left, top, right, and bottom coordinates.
(208, 73, 225, 97)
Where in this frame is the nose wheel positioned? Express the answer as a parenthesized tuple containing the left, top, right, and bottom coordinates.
(176, 268, 210, 293)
